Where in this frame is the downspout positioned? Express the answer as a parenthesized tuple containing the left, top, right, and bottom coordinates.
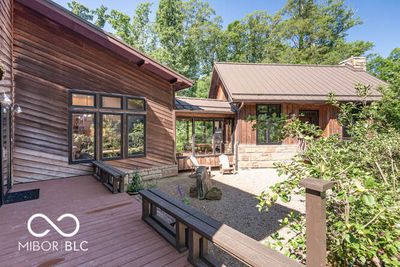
(233, 102, 244, 171)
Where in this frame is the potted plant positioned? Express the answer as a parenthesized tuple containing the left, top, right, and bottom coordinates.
(127, 172, 144, 195)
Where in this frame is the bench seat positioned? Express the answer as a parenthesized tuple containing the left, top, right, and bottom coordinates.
(93, 161, 126, 194)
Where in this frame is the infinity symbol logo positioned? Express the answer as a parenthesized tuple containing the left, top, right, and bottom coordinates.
(27, 213, 80, 238)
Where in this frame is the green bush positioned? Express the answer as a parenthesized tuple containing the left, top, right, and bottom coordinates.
(258, 85, 400, 266)
(127, 172, 144, 193)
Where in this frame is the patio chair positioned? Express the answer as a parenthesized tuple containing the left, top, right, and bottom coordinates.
(219, 154, 236, 175)
(189, 155, 211, 175)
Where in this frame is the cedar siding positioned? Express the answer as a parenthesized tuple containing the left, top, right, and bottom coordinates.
(0, 0, 13, 94)
(13, 3, 177, 182)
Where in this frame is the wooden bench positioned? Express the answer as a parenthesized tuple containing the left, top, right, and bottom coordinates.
(92, 161, 126, 194)
(140, 189, 302, 267)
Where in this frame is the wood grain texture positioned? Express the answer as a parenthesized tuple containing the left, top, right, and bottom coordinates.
(0, 0, 13, 94)
(13, 3, 176, 183)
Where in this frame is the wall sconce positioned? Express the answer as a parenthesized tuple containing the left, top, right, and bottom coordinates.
(0, 93, 22, 114)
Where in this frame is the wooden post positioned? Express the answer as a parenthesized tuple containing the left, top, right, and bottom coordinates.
(175, 221, 187, 252)
(188, 229, 202, 265)
(300, 178, 335, 267)
(142, 198, 150, 220)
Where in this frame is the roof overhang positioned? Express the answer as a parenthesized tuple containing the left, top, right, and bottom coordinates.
(17, 0, 193, 90)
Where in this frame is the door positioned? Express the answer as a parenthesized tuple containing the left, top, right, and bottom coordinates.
(0, 105, 11, 206)
(299, 110, 319, 126)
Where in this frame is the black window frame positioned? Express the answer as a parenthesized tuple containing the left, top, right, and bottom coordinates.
(100, 95, 123, 110)
(70, 92, 97, 108)
(126, 114, 147, 158)
(256, 104, 282, 145)
(68, 90, 147, 164)
(69, 111, 97, 164)
(126, 97, 147, 111)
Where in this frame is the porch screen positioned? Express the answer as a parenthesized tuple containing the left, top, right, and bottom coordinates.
(256, 104, 282, 144)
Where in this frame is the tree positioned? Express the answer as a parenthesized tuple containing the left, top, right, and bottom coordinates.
(67, 1, 93, 21)
(368, 48, 400, 90)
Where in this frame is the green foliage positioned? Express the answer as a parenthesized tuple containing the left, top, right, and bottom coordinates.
(127, 172, 144, 193)
(67, 0, 374, 97)
(369, 48, 400, 91)
(258, 85, 400, 266)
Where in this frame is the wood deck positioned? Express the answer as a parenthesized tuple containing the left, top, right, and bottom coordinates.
(0, 176, 190, 267)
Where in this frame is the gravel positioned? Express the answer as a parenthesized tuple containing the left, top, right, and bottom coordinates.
(154, 168, 305, 266)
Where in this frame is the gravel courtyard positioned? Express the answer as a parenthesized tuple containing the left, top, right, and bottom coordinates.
(154, 168, 305, 266)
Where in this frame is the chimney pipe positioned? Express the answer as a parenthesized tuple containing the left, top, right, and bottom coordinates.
(339, 56, 367, 71)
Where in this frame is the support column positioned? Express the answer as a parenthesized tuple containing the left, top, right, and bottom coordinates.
(300, 178, 335, 267)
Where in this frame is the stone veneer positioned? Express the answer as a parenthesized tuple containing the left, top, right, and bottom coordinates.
(124, 164, 178, 190)
(238, 144, 298, 169)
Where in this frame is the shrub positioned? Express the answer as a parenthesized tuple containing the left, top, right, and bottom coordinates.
(127, 172, 144, 193)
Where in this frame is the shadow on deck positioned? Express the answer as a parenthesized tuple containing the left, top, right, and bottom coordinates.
(0, 176, 190, 267)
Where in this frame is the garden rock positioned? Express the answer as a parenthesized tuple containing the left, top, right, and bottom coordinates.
(205, 187, 222, 200)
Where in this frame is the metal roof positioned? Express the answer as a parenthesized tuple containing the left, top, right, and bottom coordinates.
(17, 0, 193, 90)
(214, 62, 387, 102)
(175, 97, 234, 114)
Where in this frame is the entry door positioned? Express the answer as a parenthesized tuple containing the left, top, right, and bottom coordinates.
(299, 110, 319, 126)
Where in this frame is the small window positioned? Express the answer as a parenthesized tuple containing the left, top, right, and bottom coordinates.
(102, 96, 122, 109)
(127, 115, 145, 156)
(71, 113, 95, 162)
(127, 98, 145, 111)
(101, 114, 122, 159)
(72, 94, 95, 107)
(256, 104, 282, 145)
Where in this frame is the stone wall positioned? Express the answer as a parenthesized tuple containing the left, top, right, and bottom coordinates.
(124, 164, 178, 188)
(238, 145, 298, 169)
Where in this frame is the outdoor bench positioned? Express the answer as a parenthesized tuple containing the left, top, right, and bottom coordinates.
(92, 160, 126, 194)
(140, 189, 302, 267)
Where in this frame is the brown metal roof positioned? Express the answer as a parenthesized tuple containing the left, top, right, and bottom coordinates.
(175, 97, 234, 114)
(17, 0, 193, 90)
(214, 62, 387, 102)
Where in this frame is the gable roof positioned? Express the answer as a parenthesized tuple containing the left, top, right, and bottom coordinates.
(17, 0, 193, 90)
(175, 97, 234, 114)
(212, 62, 387, 102)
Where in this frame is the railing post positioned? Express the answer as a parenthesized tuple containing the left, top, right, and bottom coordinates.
(300, 178, 335, 267)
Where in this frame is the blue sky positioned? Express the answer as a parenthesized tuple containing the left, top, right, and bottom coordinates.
(53, 0, 400, 57)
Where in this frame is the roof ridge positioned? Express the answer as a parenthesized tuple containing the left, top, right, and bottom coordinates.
(214, 62, 348, 68)
(176, 96, 229, 102)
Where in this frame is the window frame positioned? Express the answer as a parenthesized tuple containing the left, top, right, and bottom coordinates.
(69, 92, 97, 108)
(126, 114, 147, 158)
(68, 90, 147, 164)
(256, 104, 282, 145)
(68, 111, 97, 164)
(126, 97, 147, 111)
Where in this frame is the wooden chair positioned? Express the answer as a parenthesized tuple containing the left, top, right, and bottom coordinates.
(189, 155, 211, 175)
(219, 154, 236, 175)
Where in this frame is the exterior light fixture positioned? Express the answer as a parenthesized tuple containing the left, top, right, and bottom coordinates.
(0, 93, 22, 114)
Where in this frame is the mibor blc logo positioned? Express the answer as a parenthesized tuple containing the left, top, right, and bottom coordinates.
(18, 213, 88, 252)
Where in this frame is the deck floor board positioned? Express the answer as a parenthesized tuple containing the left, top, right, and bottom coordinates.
(0, 175, 189, 267)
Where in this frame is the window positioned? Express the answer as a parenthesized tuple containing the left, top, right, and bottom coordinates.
(71, 93, 95, 107)
(101, 114, 122, 159)
(68, 91, 147, 163)
(127, 98, 145, 111)
(299, 110, 319, 126)
(71, 113, 95, 162)
(127, 115, 145, 156)
(256, 104, 282, 145)
(176, 118, 234, 157)
(102, 96, 122, 109)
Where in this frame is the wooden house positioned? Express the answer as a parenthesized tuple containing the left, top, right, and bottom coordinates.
(176, 61, 386, 170)
(0, 0, 193, 197)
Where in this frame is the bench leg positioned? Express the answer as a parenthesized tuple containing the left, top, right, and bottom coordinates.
(176, 221, 187, 252)
(142, 198, 150, 220)
(150, 203, 157, 217)
(112, 176, 118, 194)
(188, 229, 208, 266)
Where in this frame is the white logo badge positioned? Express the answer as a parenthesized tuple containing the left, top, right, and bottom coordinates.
(27, 213, 80, 238)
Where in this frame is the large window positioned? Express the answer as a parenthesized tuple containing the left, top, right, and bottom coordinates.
(127, 115, 145, 156)
(71, 113, 95, 162)
(69, 91, 146, 163)
(176, 118, 234, 157)
(256, 104, 282, 145)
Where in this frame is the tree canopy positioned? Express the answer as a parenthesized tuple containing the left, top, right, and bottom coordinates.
(67, 0, 375, 97)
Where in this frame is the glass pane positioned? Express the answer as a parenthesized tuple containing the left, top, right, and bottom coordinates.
(127, 115, 145, 156)
(194, 120, 213, 155)
(102, 114, 122, 158)
(72, 94, 95, 107)
(176, 119, 193, 157)
(71, 113, 95, 161)
(224, 119, 233, 154)
(102, 96, 122, 109)
(127, 98, 145, 110)
(213, 120, 223, 154)
(257, 104, 281, 144)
